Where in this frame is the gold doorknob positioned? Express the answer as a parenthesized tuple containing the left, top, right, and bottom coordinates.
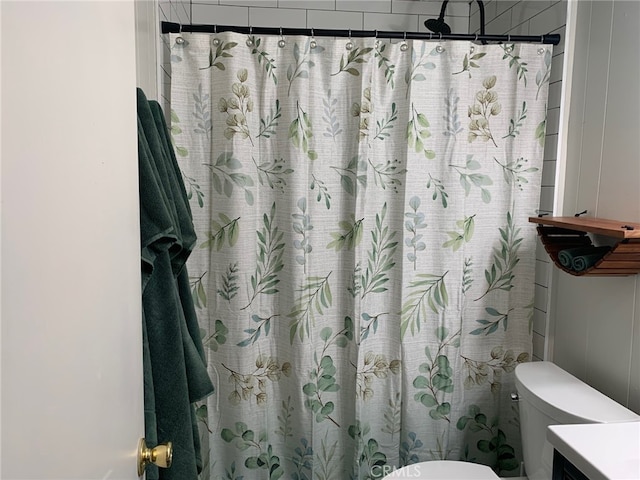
(137, 438, 173, 476)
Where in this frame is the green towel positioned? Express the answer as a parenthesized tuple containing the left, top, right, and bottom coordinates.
(573, 249, 610, 271)
(557, 246, 610, 271)
(138, 88, 213, 480)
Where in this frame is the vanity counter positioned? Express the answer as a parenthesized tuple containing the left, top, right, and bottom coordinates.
(547, 422, 640, 480)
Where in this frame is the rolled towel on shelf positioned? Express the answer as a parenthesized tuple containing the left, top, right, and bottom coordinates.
(557, 246, 611, 271)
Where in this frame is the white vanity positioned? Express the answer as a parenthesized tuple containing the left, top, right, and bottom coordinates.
(548, 422, 640, 480)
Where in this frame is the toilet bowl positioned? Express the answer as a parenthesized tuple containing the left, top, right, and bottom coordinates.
(382, 460, 500, 479)
(382, 361, 640, 480)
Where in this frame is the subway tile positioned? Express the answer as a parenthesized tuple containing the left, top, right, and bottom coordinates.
(221, 0, 277, 7)
(364, 12, 419, 31)
(550, 52, 563, 83)
(447, 0, 472, 17)
(278, 0, 335, 10)
(533, 331, 545, 359)
(448, 15, 471, 34)
(485, 9, 511, 34)
(541, 159, 556, 187)
(535, 259, 550, 287)
(394, 0, 469, 18)
(529, 0, 567, 34)
(392, 0, 443, 16)
(551, 25, 565, 54)
(536, 236, 549, 259)
(533, 308, 547, 335)
(307, 9, 364, 29)
(473, 0, 497, 16)
(547, 80, 561, 108)
(511, 0, 552, 31)
(249, 6, 307, 27)
(534, 283, 548, 311)
(177, 2, 191, 24)
(192, 3, 249, 25)
(496, 0, 519, 17)
(546, 106, 560, 135)
(337, 0, 391, 13)
(469, 9, 481, 33)
(477, 0, 498, 20)
(543, 133, 558, 161)
(159, 1, 171, 21)
(539, 185, 555, 212)
(507, 18, 529, 35)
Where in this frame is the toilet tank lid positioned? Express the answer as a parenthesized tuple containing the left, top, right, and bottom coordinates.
(515, 362, 640, 423)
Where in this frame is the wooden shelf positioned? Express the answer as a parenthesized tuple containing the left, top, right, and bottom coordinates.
(529, 216, 640, 276)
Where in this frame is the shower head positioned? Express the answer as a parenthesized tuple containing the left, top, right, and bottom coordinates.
(424, 0, 486, 37)
(424, 17, 451, 35)
(425, 0, 451, 34)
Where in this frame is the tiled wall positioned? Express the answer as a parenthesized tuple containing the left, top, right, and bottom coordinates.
(157, 0, 567, 361)
(473, 0, 567, 361)
(158, 0, 471, 107)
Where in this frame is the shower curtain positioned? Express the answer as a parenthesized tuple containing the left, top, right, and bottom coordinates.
(169, 31, 552, 479)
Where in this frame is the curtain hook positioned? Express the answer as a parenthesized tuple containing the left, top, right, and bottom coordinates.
(400, 31, 408, 51)
(310, 28, 317, 49)
(474, 33, 478, 42)
(346, 29, 354, 50)
(212, 24, 220, 46)
(176, 23, 185, 44)
(246, 26, 254, 46)
(278, 27, 286, 48)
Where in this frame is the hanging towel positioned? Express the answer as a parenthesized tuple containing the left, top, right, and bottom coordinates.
(137, 88, 214, 480)
(557, 246, 611, 271)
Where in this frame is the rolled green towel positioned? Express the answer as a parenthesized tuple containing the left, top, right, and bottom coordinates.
(557, 246, 610, 270)
(573, 248, 611, 271)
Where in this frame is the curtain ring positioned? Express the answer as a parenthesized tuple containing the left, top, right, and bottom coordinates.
(278, 26, 286, 47)
(246, 26, 254, 46)
(507, 34, 511, 43)
(346, 29, 354, 50)
(310, 28, 317, 49)
(474, 33, 478, 42)
(212, 24, 220, 46)
(439, 32, 442, 41)
(400, 31, 408, 51)
(176, 23, 185, 44)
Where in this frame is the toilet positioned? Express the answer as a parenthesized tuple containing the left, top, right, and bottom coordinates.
(383, 361, 640, 479)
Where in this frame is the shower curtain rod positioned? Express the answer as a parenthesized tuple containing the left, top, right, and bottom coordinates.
(161, 21, 561, 45)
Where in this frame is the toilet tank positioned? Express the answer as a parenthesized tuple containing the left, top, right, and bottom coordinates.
(515, 362, 639, 480)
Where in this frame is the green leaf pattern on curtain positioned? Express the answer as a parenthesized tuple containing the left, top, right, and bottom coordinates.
(169, 32, 551, 479)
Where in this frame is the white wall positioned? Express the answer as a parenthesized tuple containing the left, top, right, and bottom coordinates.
(550, 0, 640, 413)
(1, 1, 143, 477)
(476, 0, 567, 361)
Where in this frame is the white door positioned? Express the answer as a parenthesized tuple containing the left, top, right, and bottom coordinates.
(1, 1, 144, 478)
